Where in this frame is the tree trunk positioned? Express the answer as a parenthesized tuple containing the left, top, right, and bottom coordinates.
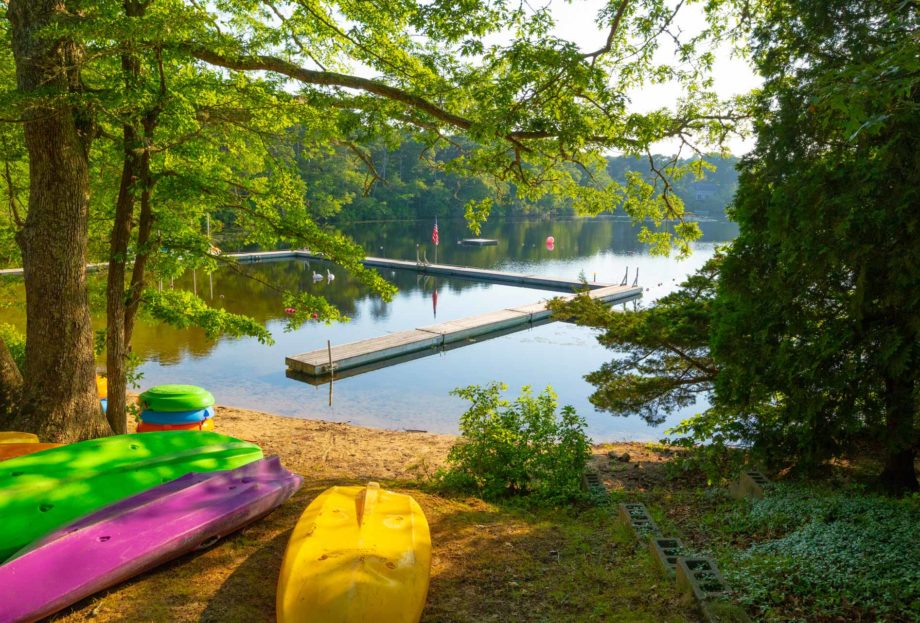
(106, 1, 157, 434)
(879, 375, 919, 493)
(6, 0, 111, 442)
(105, 125, 140, 435)
(0, 336, 23, 422)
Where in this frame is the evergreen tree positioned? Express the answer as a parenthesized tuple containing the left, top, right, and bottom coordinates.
(713, 0, 920, 491)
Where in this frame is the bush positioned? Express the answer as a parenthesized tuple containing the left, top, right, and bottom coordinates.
(436, 382, 591, 505)
(0, 323, 25, 373)
(722, 484, 920, 621)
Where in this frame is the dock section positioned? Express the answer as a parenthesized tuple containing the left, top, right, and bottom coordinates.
(2, 251, 618, 294)
(285, 283, 641, 377)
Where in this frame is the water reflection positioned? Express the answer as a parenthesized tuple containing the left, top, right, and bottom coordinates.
(1, 218, 737, 441)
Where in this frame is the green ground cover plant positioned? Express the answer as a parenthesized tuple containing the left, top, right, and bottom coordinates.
(716, 484, 920, 622)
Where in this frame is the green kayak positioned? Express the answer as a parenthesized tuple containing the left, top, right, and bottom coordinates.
(139, 385, 215, 412)
(0, 431, 262, 561)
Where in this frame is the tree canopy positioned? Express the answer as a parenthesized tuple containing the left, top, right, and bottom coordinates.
(0, 0, 745, 440)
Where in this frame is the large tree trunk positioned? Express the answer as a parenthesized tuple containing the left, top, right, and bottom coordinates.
(6, 0, 111, 441)
(879, 375, 919, 493)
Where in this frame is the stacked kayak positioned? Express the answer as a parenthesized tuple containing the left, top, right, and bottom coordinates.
(0, 443, 62, 463)
(0, 431, 262, 561)
(0, 456, 302, 623)
(0, 432, 38, 444)
(138, 384, 216, 432)
(277, 482, 431, 623)
(97, 374, 108, 414)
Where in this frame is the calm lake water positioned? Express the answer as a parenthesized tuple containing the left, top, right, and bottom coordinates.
(3, 218, 737, 442)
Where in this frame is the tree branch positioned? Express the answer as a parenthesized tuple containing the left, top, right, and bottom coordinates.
(582, 0, 631, 62)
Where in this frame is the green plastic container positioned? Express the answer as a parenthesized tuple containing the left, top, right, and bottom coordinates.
(0, 431, 262, 561)
(139, 385, 215, 412)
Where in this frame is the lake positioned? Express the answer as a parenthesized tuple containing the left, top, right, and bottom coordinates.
(3, 218, 737, 442)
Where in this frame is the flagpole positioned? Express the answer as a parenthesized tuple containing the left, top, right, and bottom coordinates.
(433, 216, 439, 265)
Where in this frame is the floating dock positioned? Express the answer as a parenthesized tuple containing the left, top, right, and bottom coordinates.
(459, 238, 498, 246)
(321, 255, 615, 292)
(285, 283, 641, 377)
(2, 251, 618, 294)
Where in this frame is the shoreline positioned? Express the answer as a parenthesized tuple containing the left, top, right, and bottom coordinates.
(134, 401, 679, 493)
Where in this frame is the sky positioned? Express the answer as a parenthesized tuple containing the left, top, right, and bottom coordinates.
(548, 0, 761, 155)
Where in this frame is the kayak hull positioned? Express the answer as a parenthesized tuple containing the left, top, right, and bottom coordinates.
(137, 416, 215, 432)
(0, 431, 262, 561)
(0, 432, 38, 445)
(276, 483, 431, 623)
(0, 443, 62, 463)
(139, 406, 215, 425)
(0, 456, 302, 623)
(139, 385, 215, 412)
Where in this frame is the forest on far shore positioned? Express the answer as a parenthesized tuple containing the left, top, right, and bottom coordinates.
(291, 136, 740, 223)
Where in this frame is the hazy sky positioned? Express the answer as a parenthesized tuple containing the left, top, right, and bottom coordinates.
(549, 0, 761, 155)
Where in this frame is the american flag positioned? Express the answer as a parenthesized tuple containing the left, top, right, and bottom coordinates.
(432, 219, 439, 246)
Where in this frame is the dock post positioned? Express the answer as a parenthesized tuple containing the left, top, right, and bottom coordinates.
(327, 340, 334, 406)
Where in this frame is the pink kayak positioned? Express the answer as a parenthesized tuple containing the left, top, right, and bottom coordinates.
(0, 456, 302, 623)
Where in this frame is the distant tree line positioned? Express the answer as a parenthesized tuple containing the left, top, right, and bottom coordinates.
(283, 133, 739, 224)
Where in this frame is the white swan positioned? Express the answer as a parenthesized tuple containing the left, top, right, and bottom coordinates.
(312, 271, 323, 281)
(326, 269, 335, 281)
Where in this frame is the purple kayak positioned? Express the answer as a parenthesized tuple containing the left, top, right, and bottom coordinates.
(0, 456, 302, 623)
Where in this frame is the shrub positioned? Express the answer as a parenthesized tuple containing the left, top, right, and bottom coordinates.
(722, 484, 920, 621)
(436, 382, 591, 504)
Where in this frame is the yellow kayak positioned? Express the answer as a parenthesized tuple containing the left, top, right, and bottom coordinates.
(96, 375, 108, 399)
(0, 432, 39, 444)
(276, 482, 431, 623)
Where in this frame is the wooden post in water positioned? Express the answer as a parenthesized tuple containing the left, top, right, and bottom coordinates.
(327, 340, 334, 406)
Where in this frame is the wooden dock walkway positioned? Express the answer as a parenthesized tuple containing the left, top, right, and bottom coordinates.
(4, 250, 616, 293)
(285, 283, 641, 377)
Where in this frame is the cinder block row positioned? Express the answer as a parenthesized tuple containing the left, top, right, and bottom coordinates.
(618, 501, 752, 623)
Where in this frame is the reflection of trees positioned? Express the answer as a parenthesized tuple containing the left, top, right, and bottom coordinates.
(342, 218, 736, 265)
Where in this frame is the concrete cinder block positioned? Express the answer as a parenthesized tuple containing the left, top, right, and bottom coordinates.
(740, 471, 770, 499)
(617, 502, 661, 539)
(676, 557, 728, 605)
(581, 470, 607, 500)
(730, 470, 771, 500)
(648, 536, 684, 577)
(676, 557, 752, 623)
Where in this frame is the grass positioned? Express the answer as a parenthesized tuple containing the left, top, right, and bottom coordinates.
(49, 476, 698, 623)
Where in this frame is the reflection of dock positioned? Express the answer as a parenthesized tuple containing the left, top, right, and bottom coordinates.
(285, 284, 641, 377)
